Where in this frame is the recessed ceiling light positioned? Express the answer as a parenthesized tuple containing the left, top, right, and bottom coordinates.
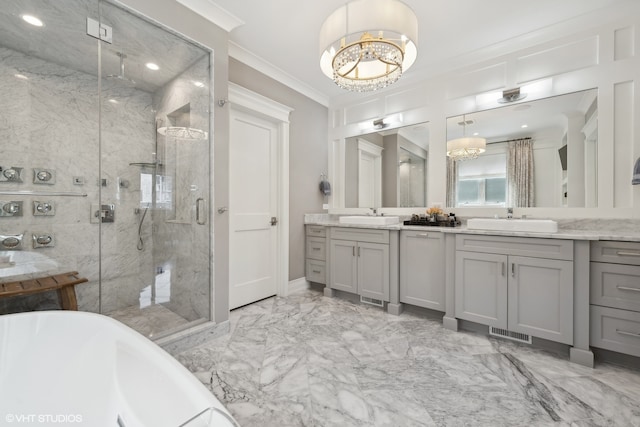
(14, 74, 29, 80)
(473, 132, 479, 136)
(193, 81, 205, 88)
(521, 124, 528, 128)
(145, 63, 159, 71)
(22, 14, 43, 27)
(108, 99, 119, 104)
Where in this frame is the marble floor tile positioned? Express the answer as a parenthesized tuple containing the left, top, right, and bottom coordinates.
(107, 303, 189, 337)
(177, 289, 640, 427)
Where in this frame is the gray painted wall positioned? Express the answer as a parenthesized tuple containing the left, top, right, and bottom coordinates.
(229, 58, 328, 281)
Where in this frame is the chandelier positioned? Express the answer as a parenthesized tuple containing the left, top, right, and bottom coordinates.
(447, 116, 486, 161)
(319, 0, 418, 92)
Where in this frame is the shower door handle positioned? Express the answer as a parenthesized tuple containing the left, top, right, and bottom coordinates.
(196, 198, 206, 225)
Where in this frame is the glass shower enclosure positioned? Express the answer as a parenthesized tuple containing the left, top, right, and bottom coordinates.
(0, 0, 212, 339)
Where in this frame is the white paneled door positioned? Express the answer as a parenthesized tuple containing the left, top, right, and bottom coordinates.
(229, 108, 278, 309)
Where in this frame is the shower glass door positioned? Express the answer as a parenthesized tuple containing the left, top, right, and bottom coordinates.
(97, 0, 212, 338)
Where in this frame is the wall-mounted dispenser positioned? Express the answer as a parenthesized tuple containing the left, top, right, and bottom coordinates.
(0, 233, 24, 250)
(33, 168, 56, 185)
(0, 201, 23, 217)
(32, 233, 55, 249)
(0, 166, 23, 183)
(319, 173, 331, 196)
(33, 201, 55, 216)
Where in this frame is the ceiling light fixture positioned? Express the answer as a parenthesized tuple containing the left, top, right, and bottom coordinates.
(447, 115, 486, 161)
(319, 0, 418, 92)
(21, 14, 43, 27)
(145, 62, 159, 71)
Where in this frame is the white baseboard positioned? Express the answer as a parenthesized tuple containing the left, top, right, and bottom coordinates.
(288, 277, 310, 294)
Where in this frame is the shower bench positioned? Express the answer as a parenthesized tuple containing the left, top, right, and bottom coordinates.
(0, 271, 88, 311)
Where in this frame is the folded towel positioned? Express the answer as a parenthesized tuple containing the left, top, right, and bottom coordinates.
(633, 157, 640, 185)
(319, 179, 331, 196)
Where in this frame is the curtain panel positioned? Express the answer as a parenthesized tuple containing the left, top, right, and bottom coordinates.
(507, 139, 534, 207)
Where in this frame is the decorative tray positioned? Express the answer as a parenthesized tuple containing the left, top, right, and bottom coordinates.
(403, 219, 460, 227)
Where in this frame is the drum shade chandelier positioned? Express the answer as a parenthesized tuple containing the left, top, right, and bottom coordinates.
(319, 0, 418, 92)
(447, 116, 486, 161)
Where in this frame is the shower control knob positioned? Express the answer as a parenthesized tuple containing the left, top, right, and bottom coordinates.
(3, 202, 20, 214)
(36, 203, 52, 213)
(3, 169, 17, 179)
(36, 170, 52, 181)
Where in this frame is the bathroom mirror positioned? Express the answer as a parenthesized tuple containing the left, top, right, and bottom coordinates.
(446, 89, 598, 208)
(344, 122, 430, 208)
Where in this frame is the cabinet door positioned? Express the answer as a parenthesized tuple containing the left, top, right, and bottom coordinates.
(329, 240, 358, 294)
(455, 251, 508, 328)
(508, 256, 574, 344)
(400, 231, 445, 311)
(358, 242, 389, 301)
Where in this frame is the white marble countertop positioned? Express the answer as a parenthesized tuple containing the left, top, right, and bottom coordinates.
(304, 215, 640, 242)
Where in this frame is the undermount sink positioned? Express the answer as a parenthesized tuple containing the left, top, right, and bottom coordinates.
(466, 218, 558, 233)
(338, 216, 400, 225)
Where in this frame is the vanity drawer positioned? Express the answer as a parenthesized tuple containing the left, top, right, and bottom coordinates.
(330, 227, 389, 244)
(306, 225, 326, 238)
(591, 262, 640, 312)
(455, 234, 573, 261)
(591, 241, 640, 266)
(306, 259, 326, 284)
(590, 305, 640, 357)
(306, 237, 326, 261)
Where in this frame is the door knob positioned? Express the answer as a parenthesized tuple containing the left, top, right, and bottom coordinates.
(271, 217, 278, 226)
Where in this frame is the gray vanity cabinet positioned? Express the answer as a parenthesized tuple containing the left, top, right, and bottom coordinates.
(590, 241, 640, 357)
(455, 251, 508, 328)
(329, 239, 358, 293)
(454, 234, 574, 345)
(329, 227, 390, 301)
(400, 230, 445, 311)
(508, 255, 573, 343)
(305, 225, 327, 284)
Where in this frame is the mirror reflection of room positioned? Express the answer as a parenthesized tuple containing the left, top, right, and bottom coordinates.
(446, 89, 598, 209)
(345, 122, 429, 208)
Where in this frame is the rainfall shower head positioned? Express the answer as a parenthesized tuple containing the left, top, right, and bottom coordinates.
(106, 52, 136, 86)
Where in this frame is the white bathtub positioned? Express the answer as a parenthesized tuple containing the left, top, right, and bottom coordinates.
(0, 311, 238, 427)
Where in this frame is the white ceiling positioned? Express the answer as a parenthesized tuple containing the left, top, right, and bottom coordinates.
(180, 0, 638, 106)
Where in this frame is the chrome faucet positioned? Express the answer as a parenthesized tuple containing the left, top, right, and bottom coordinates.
(507, 208, 513, 219)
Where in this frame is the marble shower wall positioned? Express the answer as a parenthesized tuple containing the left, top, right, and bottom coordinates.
(152, 55, 211, 323)
(0, 45, 154, 314)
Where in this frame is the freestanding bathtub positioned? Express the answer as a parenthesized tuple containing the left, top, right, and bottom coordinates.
(0, 311, 238, 427)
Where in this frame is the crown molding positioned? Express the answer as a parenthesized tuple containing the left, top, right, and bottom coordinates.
(229, 41, 330, 107)
(175, 0, 244, 32)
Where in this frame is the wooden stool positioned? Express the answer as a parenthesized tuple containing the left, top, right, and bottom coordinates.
(0, 271, 88, 310)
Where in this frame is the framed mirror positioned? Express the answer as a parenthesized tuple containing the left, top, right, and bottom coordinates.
(344, 122, 430, 208)
(446, 89, 598, 208)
